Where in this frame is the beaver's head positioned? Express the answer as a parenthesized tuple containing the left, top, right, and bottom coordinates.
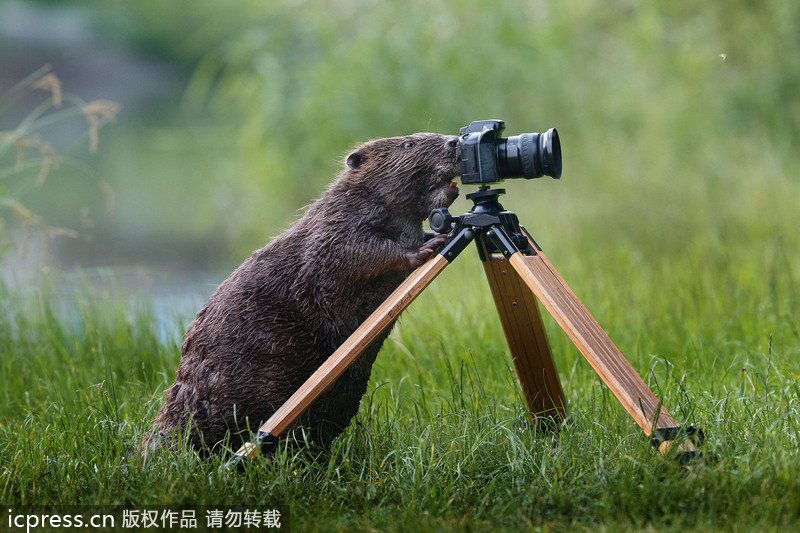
(344, 133, 460, 221)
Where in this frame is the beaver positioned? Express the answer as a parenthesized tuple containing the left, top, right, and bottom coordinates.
(141, 132, 460, 455)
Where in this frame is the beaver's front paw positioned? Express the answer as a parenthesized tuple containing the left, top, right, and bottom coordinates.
(405, 234, 447, 269)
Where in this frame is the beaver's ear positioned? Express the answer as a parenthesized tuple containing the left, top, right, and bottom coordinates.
(346, 149, 365, 170)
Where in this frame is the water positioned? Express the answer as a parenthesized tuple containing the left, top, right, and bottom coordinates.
(3, 243, 221, 346)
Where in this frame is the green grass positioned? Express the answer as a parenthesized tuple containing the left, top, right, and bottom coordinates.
(2, 195, 800, 531)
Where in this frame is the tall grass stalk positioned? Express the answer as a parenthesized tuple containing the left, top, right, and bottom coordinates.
(0, 66, 118, 257)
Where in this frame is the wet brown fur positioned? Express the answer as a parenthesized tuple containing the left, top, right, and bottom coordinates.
(141, 133, 460, 455)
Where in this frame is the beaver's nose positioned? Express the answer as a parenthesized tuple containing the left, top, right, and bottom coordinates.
(444, 135, 458, 152)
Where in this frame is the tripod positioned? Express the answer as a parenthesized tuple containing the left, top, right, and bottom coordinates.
(230, 186, 703, 467)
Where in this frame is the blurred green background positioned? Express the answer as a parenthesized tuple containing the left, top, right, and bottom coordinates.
(2, 2, 800, 524)
(1, 0, 798, 286)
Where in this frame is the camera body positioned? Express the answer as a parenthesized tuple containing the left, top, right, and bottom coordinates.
(458, 120, 562, 185)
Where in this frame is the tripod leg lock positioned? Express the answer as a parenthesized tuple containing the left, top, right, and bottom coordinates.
(438, 226, 475, 261)
(485, 227, 521, 259)
(650, 425, 705, 449)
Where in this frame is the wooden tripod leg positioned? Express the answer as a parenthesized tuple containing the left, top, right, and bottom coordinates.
(507, 246, 695, 455)
(231, 253, 451, 462)
(483, 256, 566, 425)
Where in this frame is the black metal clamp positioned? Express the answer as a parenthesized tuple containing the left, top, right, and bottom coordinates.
(227, 431, 280, 471)
(650, 426, 709, 465)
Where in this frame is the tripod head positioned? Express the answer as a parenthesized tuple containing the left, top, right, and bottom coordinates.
(464, 186, 508, 215)
(428, 186, 533, 261)
(429, 186, 506, 232)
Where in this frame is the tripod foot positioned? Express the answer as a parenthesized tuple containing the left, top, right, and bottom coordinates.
(651, 426, 713, 465)
(226, 431, 280, 471)
(650, 425, 704, 449)
(676, 451, 715, 466)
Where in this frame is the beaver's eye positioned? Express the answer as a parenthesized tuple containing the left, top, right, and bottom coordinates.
(404, 141, 415, 149)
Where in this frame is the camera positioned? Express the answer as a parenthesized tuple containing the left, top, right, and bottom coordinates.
(458, 120, 561, 185)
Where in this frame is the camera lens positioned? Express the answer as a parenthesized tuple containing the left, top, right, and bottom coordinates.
(499, 128, 561, 180)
